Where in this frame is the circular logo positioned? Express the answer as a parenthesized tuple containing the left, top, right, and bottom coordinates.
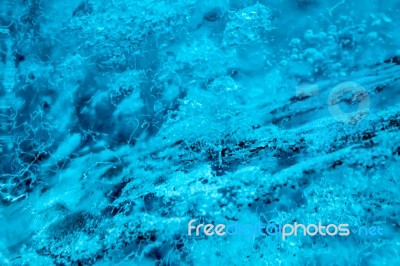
(327, 81, 370, 124)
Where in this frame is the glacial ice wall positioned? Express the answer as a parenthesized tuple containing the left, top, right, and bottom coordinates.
(0, 0, 400, 265)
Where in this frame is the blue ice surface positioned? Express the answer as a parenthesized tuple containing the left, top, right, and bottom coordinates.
(0, 0, 400, 265)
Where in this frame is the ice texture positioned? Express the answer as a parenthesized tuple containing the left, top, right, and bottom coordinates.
(0, 0, 400, 265)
